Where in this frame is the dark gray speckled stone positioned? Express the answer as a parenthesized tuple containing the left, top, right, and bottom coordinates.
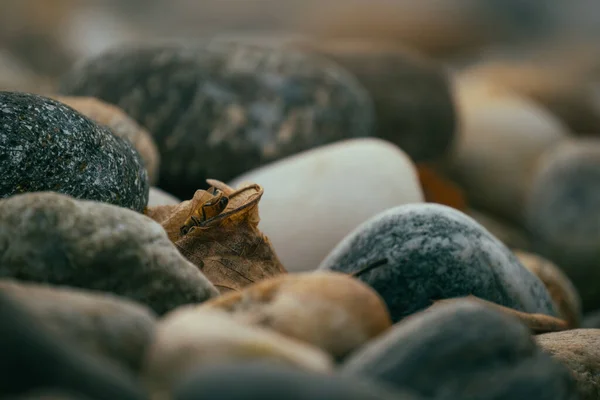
(318, 203, 557, 322)
(58, 41, 375, 198)
(0, 191, 218, 315)
(342, 300, 577, 400)
(174, 362, 422, 400)
(0, 91, 149, 212)
(526, 139, 600, 313)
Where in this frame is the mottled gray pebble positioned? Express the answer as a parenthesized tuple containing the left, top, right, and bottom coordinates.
(174, 362, 422, 400)
(0, 91, 149, 212)
(0, 191, 218, 315)
(58, 41, 375, 198)
(0, 279, 156, 373)
(526, 139, 600, 312)
(319, 203, 557, 322)
(342, 300, 577, 400)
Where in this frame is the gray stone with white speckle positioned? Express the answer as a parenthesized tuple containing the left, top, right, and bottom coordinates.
(318, 203, 557, 322)
(0, 91, 149, 212)
(342, 300, 577, 400)
(0, 191, 218, 315)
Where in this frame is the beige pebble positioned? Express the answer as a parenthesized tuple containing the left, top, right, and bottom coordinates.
(537, 329, 600, 400)
(142, 308, 333, 396)
(202, 271, 392, 359)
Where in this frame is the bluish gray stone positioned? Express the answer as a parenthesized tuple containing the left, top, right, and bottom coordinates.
(342, 300, 577, 400)
(526, 139, 600, 312)
(0, 91, 149, 212)
(0, 191, 218, 315)
(174, 361, 421, 400)
(319, 203, 557, 322)
(58, 41, 375, 199)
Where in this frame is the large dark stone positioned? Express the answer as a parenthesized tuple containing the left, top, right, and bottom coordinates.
(59, 41, 375, 198)
(319, 203, 557, 322)
(0, 91, 149, 212)
(342, 300, 577, 400)
(174, 361, 421, 400)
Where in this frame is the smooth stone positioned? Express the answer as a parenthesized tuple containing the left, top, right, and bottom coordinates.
(342, 299, 577, 400)
(515, 251, 582, 328)
(147, 187, 181, 207)
(448, 74, 569, 224)
(142, 308, 334, 396)
(526, 139, 600, 312)
(59, 41, 375, 199)
(52, 96, 161, 185)
(174, 362, 422, 400)
(583, 310, 600, 328)
(319, 203, 557, 322)
(0, 91, 149, 212)
(0, 192, 218, 315)
(0, 279, 157, 372)
(466, 208, 531, 251)
(290, 40, 456, 161)
(229, 138, 424, 272)
(462, 61, 600, 135)
(202, 271, 392, 359)
(537, 329, 600, 400)
(0, 290, 146, 399)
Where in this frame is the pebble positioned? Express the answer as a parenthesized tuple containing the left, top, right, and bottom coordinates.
(0, 279, 156, 373)
(342, 299, 577, 400)
(0, 192, 218, 315)
(0, 91, 149, 212)
(466, 208, 531, 251)
(0, 290, 146, 399)
(59, 40, 375, 199)
(291, 39, 456, 161)
(537, 329, 600, 400)
(448, 74, 569, 224)
(202, 271, 392, 359)
(142, 308, 333, 396)
(515, 251, 582, 328)
(174, 362, 422, 400)
(526, 139, 600, 312)
(147, 186, 181, 207)
(229, 138, 424, 272)
(52, 95, 161, 185)
(318, 203, 557, 322)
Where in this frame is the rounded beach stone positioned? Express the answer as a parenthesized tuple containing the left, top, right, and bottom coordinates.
(290, 40, 456, 161)
(142, 308, 333, 396)
(148, 187, 181, 207)
(0, 279, 157, 373)
(448, 75, 569, 224)
(59, 41, 375, 199)
(526, 139, 600, 312)
(537, 329, 600, 400)
(0, 291, 145, 400)
(229, 138, 424, 273)
(0, 91, 149, 212)
(515, 251, 582, 328)
(52, 96, 161, 185)
(174, 362, 421, 400)
(0, 192, 218, 315)
(202, 271, 392, 359)
(318, 203, 557, 322)
(342, 299, 577, 400)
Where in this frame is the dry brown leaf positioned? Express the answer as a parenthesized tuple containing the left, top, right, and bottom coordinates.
(430, 295, 569, 334)
(145, 180, 286, 293)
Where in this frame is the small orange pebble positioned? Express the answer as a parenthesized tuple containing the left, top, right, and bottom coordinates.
(416, 164, 468, 211)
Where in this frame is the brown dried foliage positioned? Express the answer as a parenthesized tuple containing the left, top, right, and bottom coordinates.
(145, 180, 286, 293)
